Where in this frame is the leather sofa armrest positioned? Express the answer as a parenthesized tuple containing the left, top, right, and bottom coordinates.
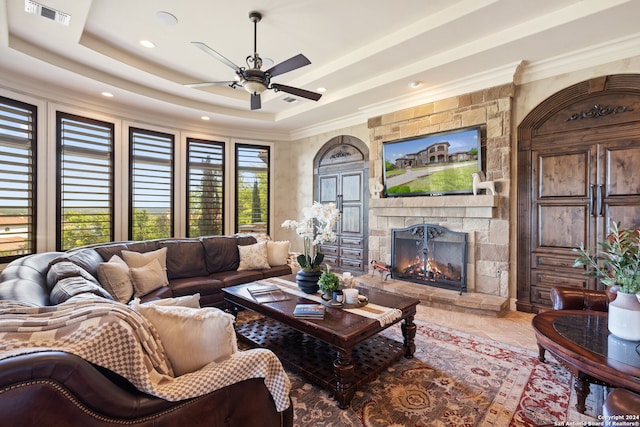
(549, 286, 611, 311)
(603, 389, 640, 425)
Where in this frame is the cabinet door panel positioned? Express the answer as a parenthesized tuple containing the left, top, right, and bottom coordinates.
(538, 151, 589, 198)
(319, 176, 338, 203)
(605, 145, 640, 197)
(341, 205, 361, 234)
(537, 205, 588, 248)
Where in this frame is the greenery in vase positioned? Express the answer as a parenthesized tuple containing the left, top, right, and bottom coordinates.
(573, 220, 640, 294)
(318, 268, 341, 294)
(281, 201, 340, 272)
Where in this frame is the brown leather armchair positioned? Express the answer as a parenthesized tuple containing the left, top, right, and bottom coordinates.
(549, 286, 615, 312)
(602, 389, 640, 425)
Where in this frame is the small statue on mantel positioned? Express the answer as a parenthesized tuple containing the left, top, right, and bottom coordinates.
(472, 172, 496, 196)
(371, 260, 391, 280)
(369, 177, 385, 198)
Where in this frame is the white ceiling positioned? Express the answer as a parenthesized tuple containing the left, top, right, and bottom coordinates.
(1, 0, 640, 139)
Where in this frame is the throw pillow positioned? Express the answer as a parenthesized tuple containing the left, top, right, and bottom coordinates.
(50, 276, 114, 304)
(129, 293, 201, 309)
(237, 241, 271, 271)
(134, 304, 238, 376)
(129, 259, 167, 298)
(267, 240, 290, 266)
(46, 261, 100, 291)
(122, 247, 169, 287)
(97, 255, 134, 303)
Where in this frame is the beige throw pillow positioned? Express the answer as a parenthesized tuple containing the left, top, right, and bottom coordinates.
(134, 304, 238, 376)
(129, 259, 167, 298)
(122, 248, 169, 287)
(97, 255, 134, 303)
(267, 241, 290, 266)
(237, 241, 271, 270)
(129, 293, 201, 309)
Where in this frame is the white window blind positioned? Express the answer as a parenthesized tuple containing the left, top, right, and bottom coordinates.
(0, 97, 36, 260)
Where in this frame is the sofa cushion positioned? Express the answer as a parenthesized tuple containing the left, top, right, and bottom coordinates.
(261, 264, 292, 279)
(267, 241, 290, 267)
(208, 270, 263, 287)
(132, 304, 238, 376)
(129, 259, 168, 298)
(50, 276, 114, 304)
(52, 249, 105, 278)
(201, 237, 244, 273)
(169, 276, 224, 298)
(237, 241, 271, 271)
(160, 240, 208, 280)
(46, 261, 101, 291)
(94, 243, 129, 262)
(97, 255, 134, 303)
(121, 248, 169, 287)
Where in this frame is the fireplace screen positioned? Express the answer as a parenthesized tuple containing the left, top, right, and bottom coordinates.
(391, 224, 467, 293)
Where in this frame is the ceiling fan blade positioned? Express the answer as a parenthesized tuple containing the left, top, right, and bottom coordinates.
(191, 41, 242, 73)
(271, 84, 322, 101)
(251, 93, 261, 110)
(184, 81, 237, 88)
(265, 54, 311, 77)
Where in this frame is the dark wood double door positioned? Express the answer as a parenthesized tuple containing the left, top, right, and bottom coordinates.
(518, 75, 640, 312)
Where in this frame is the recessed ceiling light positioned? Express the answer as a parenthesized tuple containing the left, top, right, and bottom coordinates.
(317, 87, 327, 93)
(156, 11, 178, 25)
(140, 40, 156, 48)
(201, 116, 210, 121)
(101, 92, 114, 97)
(409, 81, 422, 89)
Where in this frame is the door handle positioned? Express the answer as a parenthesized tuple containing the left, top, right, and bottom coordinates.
(337, 195, 343, 212)
(590, 185, 595, 217)
(598, 185, 605, 217)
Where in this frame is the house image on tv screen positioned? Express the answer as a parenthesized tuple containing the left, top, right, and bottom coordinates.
(395, 141, 476, 168)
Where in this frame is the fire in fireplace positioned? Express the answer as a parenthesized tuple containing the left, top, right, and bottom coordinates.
(391, 224, 467, 293)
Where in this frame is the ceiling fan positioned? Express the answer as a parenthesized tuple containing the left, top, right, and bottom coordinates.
(187, 11, 322, 110)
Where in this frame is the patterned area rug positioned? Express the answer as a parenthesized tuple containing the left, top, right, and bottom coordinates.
(237, 312, 598, 427)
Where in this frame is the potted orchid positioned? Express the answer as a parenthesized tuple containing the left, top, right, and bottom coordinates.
(282, 201, 340, 293)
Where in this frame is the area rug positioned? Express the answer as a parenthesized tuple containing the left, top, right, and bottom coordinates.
(237, 312, 597, 427)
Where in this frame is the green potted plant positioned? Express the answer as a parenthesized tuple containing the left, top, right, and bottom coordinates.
(573, 220, 640, 341)
(318, 267, 341, 300)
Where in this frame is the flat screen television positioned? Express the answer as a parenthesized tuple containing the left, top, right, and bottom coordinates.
(382, 126, 482, 197)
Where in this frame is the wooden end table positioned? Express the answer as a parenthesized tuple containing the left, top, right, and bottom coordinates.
(532, 310, 640, 414)
(223, 280, 420, 409)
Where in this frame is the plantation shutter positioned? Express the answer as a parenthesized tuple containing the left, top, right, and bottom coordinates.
(129, 127, 174, 240)
(187, 138, 224, 237)
(235, 144, 270, 234)
(0, 97, 36, 260)
(57, 113, 114, 251)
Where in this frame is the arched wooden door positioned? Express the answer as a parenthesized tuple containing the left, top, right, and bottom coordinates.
(314, 135, 369, 273)
(517, 74, 640, 312)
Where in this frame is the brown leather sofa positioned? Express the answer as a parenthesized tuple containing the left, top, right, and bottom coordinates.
(0, 236, 294, 427)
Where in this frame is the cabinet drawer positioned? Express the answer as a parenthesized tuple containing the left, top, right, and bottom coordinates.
(534, 253, 581, 271)
(323, 256, 339, 267)
(319, 245, 339, 255)
(340, 237, 363, 247)
(341, 258, 363, 269)
(340, 247, 363, 258)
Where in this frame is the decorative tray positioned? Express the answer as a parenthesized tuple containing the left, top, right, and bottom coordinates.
(320, 296, 368, 309)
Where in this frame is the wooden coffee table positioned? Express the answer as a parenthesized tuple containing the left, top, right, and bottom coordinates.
(223, 279, 420, 409)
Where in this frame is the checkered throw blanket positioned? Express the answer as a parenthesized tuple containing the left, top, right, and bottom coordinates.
(0, 295, 291, 412)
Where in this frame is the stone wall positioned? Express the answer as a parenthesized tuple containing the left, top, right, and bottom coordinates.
(367, 84, 513, 298)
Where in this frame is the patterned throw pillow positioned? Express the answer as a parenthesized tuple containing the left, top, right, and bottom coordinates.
(133, 304, 238, 376)
(237, 241, 271, 270)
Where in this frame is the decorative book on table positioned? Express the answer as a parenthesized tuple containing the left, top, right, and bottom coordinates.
(293, 304, 325, 319)
(247, 283, 290, 304)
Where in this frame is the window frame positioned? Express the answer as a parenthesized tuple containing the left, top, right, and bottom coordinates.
(55, 112, 115, 251)
(0, 96, 37, 262)
(234, 143, 270, 235)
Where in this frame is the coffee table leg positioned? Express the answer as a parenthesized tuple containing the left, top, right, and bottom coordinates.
(333, 348, 355, 409)
(574, 376, 589, 414)
(401, 314, 416, 358)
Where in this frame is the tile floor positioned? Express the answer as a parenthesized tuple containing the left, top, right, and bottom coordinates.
(414, 303, 538, 350)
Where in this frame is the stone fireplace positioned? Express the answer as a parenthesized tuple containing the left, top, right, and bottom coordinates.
(361, 83, 514, 316)
(391, 224, 467, 293)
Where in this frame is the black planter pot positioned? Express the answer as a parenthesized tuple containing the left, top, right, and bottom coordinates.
(296, 270, 321, 294)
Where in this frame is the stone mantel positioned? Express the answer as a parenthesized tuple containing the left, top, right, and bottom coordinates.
(370, 195, 497, 219)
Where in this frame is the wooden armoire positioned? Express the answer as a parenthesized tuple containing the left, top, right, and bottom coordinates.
(517, 74, 640, 313)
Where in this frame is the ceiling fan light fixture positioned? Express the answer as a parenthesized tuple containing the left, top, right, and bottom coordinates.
(243, 80, 267, 94)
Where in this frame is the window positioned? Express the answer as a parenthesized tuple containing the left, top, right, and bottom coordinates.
(235, 144, 269, 234)
(129, 127, 174, 240)
(187, 138, 224, 237)
(0, 97, 36, 260)
(57, 113, 114, 251)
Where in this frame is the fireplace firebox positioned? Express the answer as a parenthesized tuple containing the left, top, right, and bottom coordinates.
(391, 224, 467, 293)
